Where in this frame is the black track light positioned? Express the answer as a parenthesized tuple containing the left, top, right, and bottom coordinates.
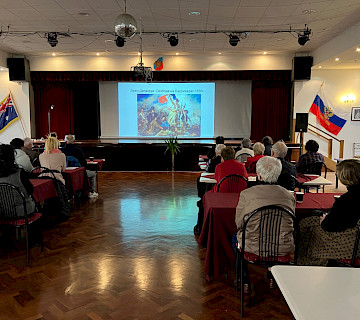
(47, 32, 58, 47)
(229, 34, 240, 46)
(115, 36, 125, 47)
(298, 27, 311, 46)
(168, 35, 178, 47)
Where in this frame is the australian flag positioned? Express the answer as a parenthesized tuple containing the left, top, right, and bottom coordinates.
(0, 93, 19, 133)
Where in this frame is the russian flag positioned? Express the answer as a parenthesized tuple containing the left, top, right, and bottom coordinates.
(309, 94, 346, 135)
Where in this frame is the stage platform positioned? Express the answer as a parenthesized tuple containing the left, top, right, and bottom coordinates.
(33, 138, 301, 171)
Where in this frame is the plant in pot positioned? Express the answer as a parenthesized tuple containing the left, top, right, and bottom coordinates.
(164, 136, 180, 171)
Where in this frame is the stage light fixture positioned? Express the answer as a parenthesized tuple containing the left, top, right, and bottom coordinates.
(47, 32, 58, 47)
(168, 35, 178, 47)
(115, 36, 125, 47)
(229, 34, 240, 46)
(298, 27, 311, 46)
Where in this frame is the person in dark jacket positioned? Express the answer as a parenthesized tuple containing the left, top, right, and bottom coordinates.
(271, 141, 297, 191)
(320, 159, 360, 232)
(262, 136, 273, 156)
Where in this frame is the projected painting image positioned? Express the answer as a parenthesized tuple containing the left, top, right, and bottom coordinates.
(137, 94, 201, 137)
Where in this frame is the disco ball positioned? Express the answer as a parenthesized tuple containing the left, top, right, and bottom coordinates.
(114, 13, 137, 38)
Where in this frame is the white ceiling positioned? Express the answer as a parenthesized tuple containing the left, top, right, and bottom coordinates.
(0, 0, 360, 68)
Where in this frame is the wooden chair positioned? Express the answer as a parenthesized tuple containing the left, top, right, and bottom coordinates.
(0, 183, 43, 266)
(235, 205, 298, 317)
(216, 174, 248, 193)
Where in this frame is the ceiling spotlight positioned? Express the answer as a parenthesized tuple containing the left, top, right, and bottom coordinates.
(168, 35, 178, 47)
(298, 26, 311, 46)
(47, 32, 58, 47)
(115, 36, 125, 47)
(229, 34, 240, 47)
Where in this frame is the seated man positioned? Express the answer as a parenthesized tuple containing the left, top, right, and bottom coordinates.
(235, 156, 296, 288)
(10, 138, 33, 172)
(271, 141, 297, 190)
(62, 134, 98, 198)
(23, 137, 39, 165)
(296, 139, 324, 174)
(235, 138, 254, 163)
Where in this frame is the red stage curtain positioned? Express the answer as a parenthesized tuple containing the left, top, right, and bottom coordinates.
(251, 81, 292, 142)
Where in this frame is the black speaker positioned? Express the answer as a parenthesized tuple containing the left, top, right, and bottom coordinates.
(7, 58, 30, 82)
(293, 56, 313, 80)
(295, 113, 308, 132)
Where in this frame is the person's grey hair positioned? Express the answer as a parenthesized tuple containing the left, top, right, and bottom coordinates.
(23, 137, 33, 148)
(271, 141, 288, 158)
(242, 138, 252, 149)
(256, 156, 282, 183)
(66, 134, 75, 144)
(215, 144, 226, 156)
(253, 142, 265, 155)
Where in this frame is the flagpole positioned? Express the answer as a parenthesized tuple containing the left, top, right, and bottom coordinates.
(9, 90, 29, 137)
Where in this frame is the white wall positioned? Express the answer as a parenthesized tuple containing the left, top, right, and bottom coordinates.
(29, 53, 293, 71)
(294, 69, 360, 159)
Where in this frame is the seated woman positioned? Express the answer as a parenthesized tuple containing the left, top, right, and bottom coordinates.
(0, 144, 35, 217)
(235, 138, 254, 163)
(298, 159, 360, 265)
(39, 137, 66, 185)
(245, 142, 265, 172)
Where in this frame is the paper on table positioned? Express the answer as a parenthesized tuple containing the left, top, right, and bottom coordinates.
(66, 167, 79, 170)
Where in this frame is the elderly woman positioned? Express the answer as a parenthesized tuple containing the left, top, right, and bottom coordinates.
(235, 138, 254, 163)
(298, 159, 360, 266)
(39, 137, 66, 185)
(245, 142, 265, 172)
(0, 144, 35, 217)
(234, 156, 296, 290)
(206, 143, 226, 173)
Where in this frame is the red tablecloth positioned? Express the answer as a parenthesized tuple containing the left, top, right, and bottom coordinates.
(63, 167, 90, 195)
(30, 179, 58, 202)
(198, 192, 342, 281)
(86, 159, 104, 171)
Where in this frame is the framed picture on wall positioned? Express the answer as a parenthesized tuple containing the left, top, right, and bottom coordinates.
(351, 107, 360, 121)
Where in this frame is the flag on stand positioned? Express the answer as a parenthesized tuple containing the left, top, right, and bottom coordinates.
(309, 93, 346, 135)
(154, 57, 163, 71)
(158, 95, 168, 104)
(0, 93, 19, 133)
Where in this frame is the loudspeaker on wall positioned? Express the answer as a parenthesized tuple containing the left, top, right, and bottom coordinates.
(295, 113, 309, 132)
(292, 56, 313, 81)
(7, 58, 30, 82)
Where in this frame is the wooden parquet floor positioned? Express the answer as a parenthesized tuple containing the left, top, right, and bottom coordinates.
(0, 172, 297, 320)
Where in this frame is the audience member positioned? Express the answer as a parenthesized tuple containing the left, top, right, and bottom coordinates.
(10, 138, 33, 172)
(271, 141, 297, 190)
(62, 134, 98, 198)
(215, 146, 248, 190)
(296, 139, 324, 173)
(206, 143, 226, 173)
(245, 142, 265, 172)
(207, 136, 225, 159)
(234, 156, 295, 288)
(298, 159, 360, 266)
(23, 137, 39, 165)
(39, 137, 66, 184)
(262, 136, 273, 156)
(235, 138, 254, 163)
(0, 144, 35, 216)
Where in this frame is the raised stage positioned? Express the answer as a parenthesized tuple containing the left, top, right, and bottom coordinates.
(34, 138, 301, 171)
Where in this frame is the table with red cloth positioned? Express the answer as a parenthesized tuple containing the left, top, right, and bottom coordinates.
(30, 179, 58, 202)
(86, 159, 105, 171)
(63, 167, 90, 196)
(197, 192, 342, 282)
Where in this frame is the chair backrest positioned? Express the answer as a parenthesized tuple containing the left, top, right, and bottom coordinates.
(351, 226, 360, 266)
(217, 174, 248, 193)
(0, 183, 27, 220)
(246, 161, 257, 173)
(241, 205, 298, 264)
(236, 153, 252, 164)
(31, 166, 58, 180)
(302, 161, 327, 177)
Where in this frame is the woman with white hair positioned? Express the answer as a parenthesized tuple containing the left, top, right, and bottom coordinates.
(245, 142, 265, 172)
(235, 138, 254, 163)
(234, 156, 296, 290)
